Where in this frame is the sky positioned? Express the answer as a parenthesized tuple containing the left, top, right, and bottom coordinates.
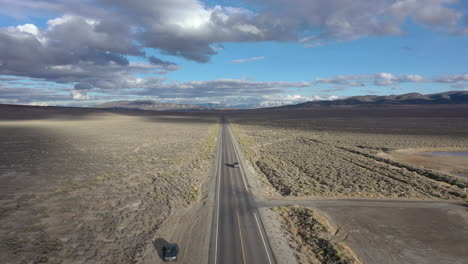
(0, 0, 467, 108)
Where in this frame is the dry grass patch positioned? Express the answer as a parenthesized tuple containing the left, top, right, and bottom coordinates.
(273, 205, 361, 264)
(230, 110, 468, 199)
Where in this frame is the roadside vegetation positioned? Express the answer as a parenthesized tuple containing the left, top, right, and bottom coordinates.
(0, 113, 218, 264)
(232, 108, 468, 263)
(273, 205, 361, 264)
(230, 109, 468, 199)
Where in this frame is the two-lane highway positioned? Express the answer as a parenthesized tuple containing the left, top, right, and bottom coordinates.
(209, 118, 276, 264)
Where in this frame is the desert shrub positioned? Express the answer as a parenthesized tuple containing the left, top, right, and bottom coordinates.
(273, 206, 361, 264)
(231, 116, 467, 199)
(0, 115, 219, 263)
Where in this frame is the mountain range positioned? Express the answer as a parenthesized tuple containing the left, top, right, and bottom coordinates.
(276, 91, 468, 108)
(89, 91, 468, 111)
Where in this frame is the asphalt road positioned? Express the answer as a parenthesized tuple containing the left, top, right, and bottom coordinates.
(209, 118, 276, 264)
(256, 198, 466, 209)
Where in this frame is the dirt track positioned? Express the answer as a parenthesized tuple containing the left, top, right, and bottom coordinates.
(257, 198, 468, 264)
(320, 204, 468, 264)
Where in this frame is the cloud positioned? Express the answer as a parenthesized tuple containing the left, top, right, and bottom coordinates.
(374, 73, 426, 86)
(399, 74, 425, 82)
(74, 82, 94, 90)
(109, 78, 313, 108)
(258, 94, 339, 107)
(436, 73, 468, 83)
(436, 74, 468, 89)
(0, 86, 71, 103)
(231, 56, 265, 63)
(373, 73, 397, 86)
(148, 56, 177, 67)
(131, 78, 313, 98)
(0, 0, 467, 107)
(0, 15, 179, 92)
(315, 75, 366, 87)
(315, 73, 428, 87)
(375, 72, 398, 81)
(247, 0, 466, 46)
(1, 0, 465, 65)
(1, 76, 313, 107)
(70, 89, 90, 100)
(451, 83, 468, 89)
(374, 79, 395, 86)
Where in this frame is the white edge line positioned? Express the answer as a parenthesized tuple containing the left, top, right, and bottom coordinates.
(254, 212, 273, 264)
(227, 120, 273, 264)
(214, 124, 223, 264)
(226, 122, 249, 192)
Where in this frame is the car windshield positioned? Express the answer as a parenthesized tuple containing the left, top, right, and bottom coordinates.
(165, 245, 177, 255)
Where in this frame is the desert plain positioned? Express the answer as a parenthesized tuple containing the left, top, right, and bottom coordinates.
(0, 105, 218, 263)
(229, 105, 468, 264)
(0, 104, 467, 264)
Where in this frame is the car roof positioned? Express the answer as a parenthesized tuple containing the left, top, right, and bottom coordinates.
(165, 243, 177, 249)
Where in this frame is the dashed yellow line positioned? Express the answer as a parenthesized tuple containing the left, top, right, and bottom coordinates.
(237, 210, 247, 264)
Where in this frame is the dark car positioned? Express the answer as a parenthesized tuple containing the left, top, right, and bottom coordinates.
(162, 243, 178, 262)
(233, 162, 240, 168)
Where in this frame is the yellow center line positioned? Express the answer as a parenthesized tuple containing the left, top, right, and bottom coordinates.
(237, 210, 247, 264)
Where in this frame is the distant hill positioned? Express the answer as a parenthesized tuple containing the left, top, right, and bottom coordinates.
(277, 91, 468, 108)
(94, 100, 212, 111)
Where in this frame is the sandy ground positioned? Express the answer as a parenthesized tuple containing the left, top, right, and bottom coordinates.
(0, 113, 218, 264)
(137, 192, 214, 264)
(137, 131, 220, 264)
(382, 148, 468, 179)
(318, 205, 468, 264)
(258, 199, 468, 264)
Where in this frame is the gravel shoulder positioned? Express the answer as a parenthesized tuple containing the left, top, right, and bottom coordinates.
(258, 208, 298, 264)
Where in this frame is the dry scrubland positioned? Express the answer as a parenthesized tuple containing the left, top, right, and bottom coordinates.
(273, 206, 361, 264)
(0, 112, 218, 263)
(232, 106, 468, 264)
(231, 107, 468, 199)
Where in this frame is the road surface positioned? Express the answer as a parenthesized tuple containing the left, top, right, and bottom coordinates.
(256, 197, 466, 209)
(209, 118, 276, 264)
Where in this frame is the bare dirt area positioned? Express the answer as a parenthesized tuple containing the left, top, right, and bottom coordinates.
(0, 108, 218, 264)
(317, 203, 468, 264)
(382, 149, 468, 179)
(230, 106, 468, 199)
